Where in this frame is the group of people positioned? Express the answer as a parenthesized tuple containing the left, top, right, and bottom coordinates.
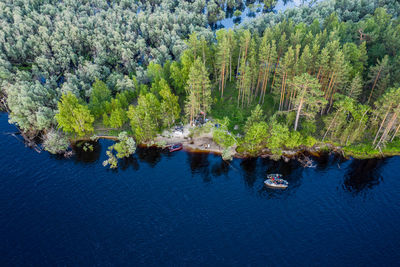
(270, 177, 285, 184)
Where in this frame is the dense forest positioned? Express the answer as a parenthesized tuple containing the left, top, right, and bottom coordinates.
(0, 0, 400, 162)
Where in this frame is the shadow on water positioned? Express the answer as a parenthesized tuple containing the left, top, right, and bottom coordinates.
(343, 158, 386, 194)
(211, 159, 230, 177)
(187, 153, 211, 182)
(306, 151, 345, 171)
(255, 157, 322, 198)
(136, 146, 164, 167)
(119, 156, 140, 171)
(240, 157, 258, 187)
(73, 141, 102, 164)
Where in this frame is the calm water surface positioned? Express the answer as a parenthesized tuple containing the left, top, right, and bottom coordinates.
(1, 112, 400, 266)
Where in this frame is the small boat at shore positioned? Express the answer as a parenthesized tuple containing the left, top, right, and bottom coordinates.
(169, 143, 183, 152)
(264, 174, 288, 189)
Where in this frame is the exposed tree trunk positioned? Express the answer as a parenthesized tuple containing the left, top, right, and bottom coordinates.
(221, 65, 225, 97)
(236, 46, 241, 76)
(367, 66, 382, 104)
(294, 97, 304, 131)
(355, 108, 369, 136)
(390, 123, 400, 142)
(229, 50, 232, 82)
(279, 72, 286, 111)
(323, 109, 340, 141)
(375, 110, 398, 149)
(270, 57, 280, 91)
(373, 107, 391, 145)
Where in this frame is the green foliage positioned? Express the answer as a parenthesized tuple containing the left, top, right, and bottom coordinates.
(89, 79, 111, 118)
(159, 81, 181, 128)
(345, 74, 363, 101)
(299, 120, 317, 136)
(3, 0, 400, 159)
(241, 121, 269, 154)
(267, 120, 290, 154)
(212, 118, 237, 149)
(55, 93, 94, 137)
(185, 58, 212, 124)
(102, 90, 134, 128)
(104, 107, 128, 129)
(290, 73, 326, 131)
(263, 0, 277, 11)
(170, 61, 187, 95)
(6, 80, 57, 132)
(102, 131, 136, 168)
(233, 10, 242, 18)
(127, 93, 161, 143)
(43, 129, 69, 154)
(343, 42, 367, 79)
(103, 148, 118, 169)
(222, 147, 236, 161)
(114, 132, 136, 159)
(302, 135, 317, 147)
(366, 55, 390, 103)
(285, 131, 302, 149)
(244, 105, 266, 132)
(147, 62, 164, 83)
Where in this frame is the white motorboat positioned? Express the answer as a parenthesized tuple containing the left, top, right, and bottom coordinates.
(264, 174, 288, 189)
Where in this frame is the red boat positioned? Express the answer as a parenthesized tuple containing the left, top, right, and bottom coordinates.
(169, 143, 183, 152)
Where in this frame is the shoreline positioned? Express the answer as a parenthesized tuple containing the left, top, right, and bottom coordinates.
(69, 126, 400, 161)
(136, 137, 399, 161)
(1, 110, 397, 160)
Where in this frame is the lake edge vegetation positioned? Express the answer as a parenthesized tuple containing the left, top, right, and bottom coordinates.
(1, 0, 400, 164)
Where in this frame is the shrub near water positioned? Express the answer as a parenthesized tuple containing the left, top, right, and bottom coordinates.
(103, 132, 136, 169)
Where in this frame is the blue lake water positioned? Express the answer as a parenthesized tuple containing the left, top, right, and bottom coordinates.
(1, 112, 400, 266)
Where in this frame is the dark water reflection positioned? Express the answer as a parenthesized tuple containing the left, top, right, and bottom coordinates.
(136, 146, 164, 167)
(1, 113, 400, 266)
(343, 158, 386, 194)
(72, 141, 102, 163)
(67, 139, 391, 196)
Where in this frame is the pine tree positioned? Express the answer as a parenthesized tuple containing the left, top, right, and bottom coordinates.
(322, 95, 354, 142)
(289, 73, 326, 131)
(367, 55, 390, 104)
(236, 30, 252, 107)
(244, 104, 266, 132)
(160, 82, 180, 128)
(345, 74, 363, 101)
(216, 29, 230, 97)
(273, 46, 294, 111)
(298, 45, 312, 74)
(185, 59, 212, 125)
(372, 88, 400, 149)
(324, 49, 348, 112)
(257, 28, 277, 104)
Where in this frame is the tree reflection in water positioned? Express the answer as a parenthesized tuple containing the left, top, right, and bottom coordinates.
(136, 146, 163, 167)
(73, 141, 102, 164)
(119, 156, 140, 171)
(240, 157, 258, 187)
(187, 152, 211, 182)
(312, 152, 347, 171)
(343, 158, 386, 194)
(211, 159, 230, 177)
(257, 158, 304, 198)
